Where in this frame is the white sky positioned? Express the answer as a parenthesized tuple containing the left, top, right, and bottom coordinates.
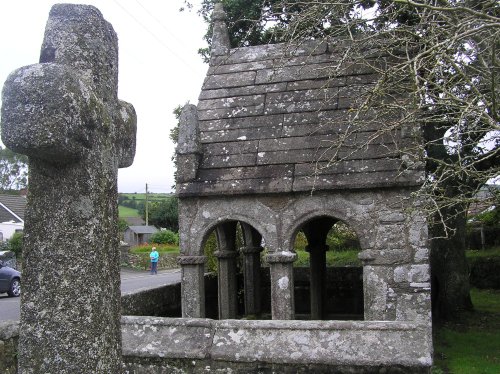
(0, 0, 208, 193)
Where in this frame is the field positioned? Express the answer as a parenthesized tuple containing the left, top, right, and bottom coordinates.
(432, 288, 500, 373)
(118, 205, 140, 217)
(118, 192, 174, 218)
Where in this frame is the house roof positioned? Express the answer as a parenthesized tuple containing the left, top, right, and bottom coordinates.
(0, 194, 26, 223)
(177, 38, 424, 197)
(127, 225, 158, 234)
(122, 216, 145, 226)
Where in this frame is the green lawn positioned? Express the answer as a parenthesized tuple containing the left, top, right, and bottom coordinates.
(294, 249, 361, 267)
(130, 243, 179, 253)
(118, 205, 140, 218)
(432, 288, 500, 374)
(466, 247, 500, 259)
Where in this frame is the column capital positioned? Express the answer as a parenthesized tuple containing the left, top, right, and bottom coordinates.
(177, 255, 207, 265)
(266, 251, 297, 264)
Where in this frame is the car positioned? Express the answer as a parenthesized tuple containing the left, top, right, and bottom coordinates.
(0, 260, 21, 297)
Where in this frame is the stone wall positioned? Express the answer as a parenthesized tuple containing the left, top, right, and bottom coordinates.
(122, 283, 181, 317)
(127, 252, 180, 271)
(122, 317, 431, 373)
(0, 321, 19, 374)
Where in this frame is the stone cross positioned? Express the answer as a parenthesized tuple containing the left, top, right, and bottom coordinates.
(1, 5, 136, 373)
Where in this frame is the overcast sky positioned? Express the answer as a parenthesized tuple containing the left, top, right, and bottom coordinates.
(0, 0, 208, 193)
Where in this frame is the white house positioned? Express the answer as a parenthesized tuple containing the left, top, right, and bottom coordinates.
(0, 194, 26, 241)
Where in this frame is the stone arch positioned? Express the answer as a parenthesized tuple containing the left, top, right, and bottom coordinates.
(289, 213, 364, 321)
(281, 194, 376, 254)
(186, 200, 279, 257)
(181, 205, 268, 319)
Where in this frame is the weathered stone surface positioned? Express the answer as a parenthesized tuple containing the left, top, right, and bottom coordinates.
(122, 317, 214, 359)
(121, 317, 432, 369)
(174, 5, 432, 373)
(1, 4, 136, 373)
(178, 27, 423, 196)
(121, 283, 181, 318)
(0, 321, 19, 374)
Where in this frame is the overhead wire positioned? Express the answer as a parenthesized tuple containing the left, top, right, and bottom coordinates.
(110, 0, 199, 73)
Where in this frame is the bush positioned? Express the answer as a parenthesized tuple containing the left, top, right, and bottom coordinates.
(8, 231, 23, 258)
(204, 231, 218, 274)
(327, 222, 361, 252)
(150, 229, 179, 245)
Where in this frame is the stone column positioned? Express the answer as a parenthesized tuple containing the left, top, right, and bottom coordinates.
(1, 5, 136, 373)
(306, 244, 328, 320)
(241, 246, 263, 316)
(211, 3, 231, 56)
(214, 249, 238, 319)
(178, 255, 207, 318)
(266, 251, 297, 320)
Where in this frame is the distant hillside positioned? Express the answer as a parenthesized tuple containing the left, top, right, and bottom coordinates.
(118, 193, 175, 218)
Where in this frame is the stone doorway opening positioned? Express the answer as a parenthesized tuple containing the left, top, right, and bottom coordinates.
(292, 216, 364, 321)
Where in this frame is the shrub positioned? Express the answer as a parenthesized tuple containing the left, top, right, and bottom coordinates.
(327, 222, 361, 252)
(150, 229, 179, 245)
(204, 231, 218, 274)
(8, 231, 23, 258)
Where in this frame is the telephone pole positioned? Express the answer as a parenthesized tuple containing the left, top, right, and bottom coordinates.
(145, 183, 149, 226)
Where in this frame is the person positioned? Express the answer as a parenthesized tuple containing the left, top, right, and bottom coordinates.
(150, 246, 159, 275)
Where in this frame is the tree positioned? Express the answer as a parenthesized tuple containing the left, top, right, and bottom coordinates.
(144, 197, 179, 232)
(0, 146, 28, 191)
(192, 0, 499, 320)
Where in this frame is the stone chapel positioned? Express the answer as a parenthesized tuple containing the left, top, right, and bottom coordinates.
(146, 3, 433, 373)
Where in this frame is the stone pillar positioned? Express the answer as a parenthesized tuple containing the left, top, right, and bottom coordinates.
(178, 255, 207, 318)
(176, 104, 201, 184)
(241, 246, 263, 316)
(211, 3, 231, 56)
(266, 251, 297, 320)
(1, 5, 136, 373)
(214, 249, 238, 319)
(306, 244, 328, 320)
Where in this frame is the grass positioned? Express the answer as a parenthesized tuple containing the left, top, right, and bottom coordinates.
(432, 288, 500, 374)
(119, 193, 173, 202)
(294, 249, 361, 267)
(466, 246, 500, 259)
(130, 243, 179, 254)
(118, 205, 140, 218)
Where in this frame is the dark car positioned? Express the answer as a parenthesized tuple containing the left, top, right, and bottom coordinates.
(0, 260, 21, 297)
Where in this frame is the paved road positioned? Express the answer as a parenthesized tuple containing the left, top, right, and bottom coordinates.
(0, 268, 181, 322)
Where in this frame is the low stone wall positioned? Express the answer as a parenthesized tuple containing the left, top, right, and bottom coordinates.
(122, 283, 181, 317)
(121, 316, 432, 373)
(0, 321, 19, 374)
(127, 252, 180, 271)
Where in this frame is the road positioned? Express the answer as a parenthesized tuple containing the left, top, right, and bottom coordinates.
(0, 268, 181, 322)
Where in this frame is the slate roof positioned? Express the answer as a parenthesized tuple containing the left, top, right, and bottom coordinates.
(0, 194, 26, 223)
(177, 38, 424, 197)
(123, 217, 145, 226)
(126, 225, 158, 234)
